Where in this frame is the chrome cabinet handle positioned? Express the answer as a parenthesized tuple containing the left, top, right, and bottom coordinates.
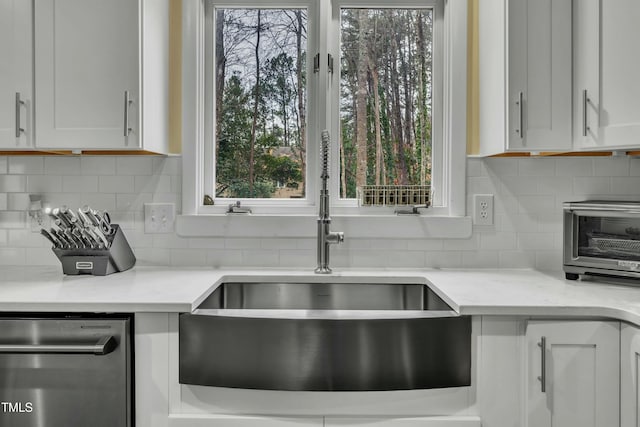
(515, 92, 524, 140)
(537, 336, 546, 392)
(0, 335, 117, 355)
(582, 89, 590, 137)
(124, 90, 133, 137)
(15, 92, 25, 137)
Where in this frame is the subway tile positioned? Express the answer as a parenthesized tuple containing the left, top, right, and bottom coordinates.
(425, 250, 462, 268)
(62, 175, 98, 193)
(225, 238, 262, 249)
(206, 249, 243, 267)
(555, 157, 593, 176)
(467, 176, 496, 195)
(171, 175, 182, 193)
(0, 193, 6, 211)
(0, 230, 7, 246)
(461, 250, 499, 268)
(536, 176, 573, 195)
(24, 248, 59, 266)
(573, 177, 611, 195)
(407, 239, 444, 251)
(630, 159, 640, 176)
(260, 238, 301, 250)
(80, 156, 116, 175)
(152, 233, 189, 249)
(99, 176, 135, 193)
(517, 195, 555, 214)
(9, 157, 44, 174)
(466, 159, 487, 177)
(134, 175, 172, 193)
(133, 247, 171, 266)
(517, 232, 555, 251)
(6, 193, 29, 211)
(501, 176, 539, 196)
(116, 193, 153, 212)
(44, 193, 82, 210)
(480, 232, 517, 250)
(80, 193, 117, 212)
(593, 156, 630, 177)
(348, 250, 390, 268)
(44, 157, 81, 175)
(279, 249, 314, 268)
(443, 234, 479, 251)
(117, 157, 153, 175)
(27, 175, 62, 193)
(484, 158, 518, 176)
(170, 248, 208, 266)
(0, 211, 26, 229)
(241, 249, 280, 267)
(499, 250, 536, 268)
(0, 175, 27, 192)
(0, 157, 7, 174)
(499, 213, 538, 233)
(536, 250, 563, 272)
(8, 229, 47, 247)
(187, 238, 225, 249)
(0, 248, 26, 265)
(153, 156, 181, 175)
(610, 177, 640, 195)
(518, 158, 555, 176)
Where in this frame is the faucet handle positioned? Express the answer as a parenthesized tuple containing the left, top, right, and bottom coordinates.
(327, 231, 344, 244)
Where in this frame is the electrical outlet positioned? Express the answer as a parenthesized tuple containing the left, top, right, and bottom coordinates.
(144, 203, 175, 233)
(473, 194, 494, 226)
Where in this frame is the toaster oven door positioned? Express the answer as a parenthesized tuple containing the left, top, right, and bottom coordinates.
(565, 206, 640, 273)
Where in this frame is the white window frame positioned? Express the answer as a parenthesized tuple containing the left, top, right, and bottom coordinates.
(179, 0, 469, 237)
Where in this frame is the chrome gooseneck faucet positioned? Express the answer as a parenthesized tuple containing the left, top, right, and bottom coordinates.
(315, 130, 344, 274)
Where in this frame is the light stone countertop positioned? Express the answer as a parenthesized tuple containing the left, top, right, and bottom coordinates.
(1, 266, 640, 325)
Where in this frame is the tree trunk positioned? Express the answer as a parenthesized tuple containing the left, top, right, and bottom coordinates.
(370, 64, 383, 186)
(296, 10, 306, 192)
(389, 23, 406, 185)
(248, 11, 261, 196)
(355, 10, 369, 191)
(215, 9, 226, 153)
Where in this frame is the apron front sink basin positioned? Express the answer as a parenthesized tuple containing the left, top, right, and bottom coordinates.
(179, 279, 471, 391)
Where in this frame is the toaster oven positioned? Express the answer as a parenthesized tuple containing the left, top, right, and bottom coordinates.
(564, 201, 640, 281)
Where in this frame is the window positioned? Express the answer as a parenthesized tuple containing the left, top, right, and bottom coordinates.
(213, 8, 309, 200)
(182, 0, 467, 222)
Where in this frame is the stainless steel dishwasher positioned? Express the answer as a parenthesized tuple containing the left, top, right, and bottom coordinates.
(0, 313, 133, 427)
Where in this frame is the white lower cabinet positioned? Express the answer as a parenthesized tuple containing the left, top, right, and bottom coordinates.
(525, 320, 619, 427)
(621, 324, 640, 427)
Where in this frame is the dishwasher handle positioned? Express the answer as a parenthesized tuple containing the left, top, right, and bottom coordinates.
(0, 335, 117, 355)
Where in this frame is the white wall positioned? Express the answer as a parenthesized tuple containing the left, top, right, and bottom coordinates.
(1, 155, 639, 270)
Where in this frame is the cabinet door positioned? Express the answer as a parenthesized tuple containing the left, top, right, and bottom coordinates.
(34, 0, 139, 150)
(572, 0, 600, 150)
(526, 321, 619, 427)
(508, 0, 572, 152)
(621, 324, 640, 427)
(575, 0, 640, 150)
(0, 0, 32, 149)
(598, 1, 640, 149)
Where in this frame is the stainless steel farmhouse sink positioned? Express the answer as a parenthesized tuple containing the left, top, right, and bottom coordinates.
(179, 280, 471, 391)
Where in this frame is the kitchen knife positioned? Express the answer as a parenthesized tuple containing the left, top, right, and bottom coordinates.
(40, 229, 60, 248)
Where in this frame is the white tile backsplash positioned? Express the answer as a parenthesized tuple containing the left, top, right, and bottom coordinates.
(9, 157, 44, 175)
(2, 155, 640, 271)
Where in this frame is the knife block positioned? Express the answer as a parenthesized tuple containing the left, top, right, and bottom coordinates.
(52, 224, 136, 275)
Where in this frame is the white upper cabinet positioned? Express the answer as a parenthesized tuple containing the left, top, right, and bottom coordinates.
(479, 0, 572, 156)
(34, 0, 169, 153)
(0, 0, 33, 149)
(525, 320, 619, 427)
(574, 0, 640, 151)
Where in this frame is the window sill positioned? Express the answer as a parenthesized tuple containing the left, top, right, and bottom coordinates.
(176, 214, 472, 239)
